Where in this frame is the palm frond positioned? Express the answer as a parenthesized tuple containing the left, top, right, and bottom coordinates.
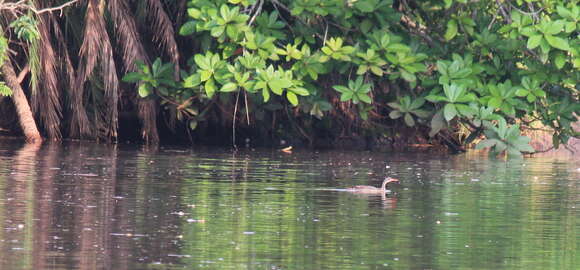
(74, 0, 119, 140)
(108, 0, 159, 144)
(33, 12, 62, 139)
(50, 14, 77, 123)
(146, 0, 180, 78)
(108, 0, 149, 71)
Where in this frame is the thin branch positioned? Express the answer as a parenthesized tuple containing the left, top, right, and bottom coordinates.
(248, 0, 263, 26)
(0, 0, 80, 16)
(232, 90, 240, 148)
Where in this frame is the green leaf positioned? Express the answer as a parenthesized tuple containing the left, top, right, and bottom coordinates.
(554, 52, 566, 69)
(369, 65, 383, 76)
(444, 19, 458, 41)
(291, 87, 309, 96)
(358, 93, 372, 104)
(475, 139, 498, 149)
(211, 25, 225, 37)
(333, 85, 350, 93)
(183, 73, 202, 88)
(187, 8, 202, 19)
(268, 78, 292, 95)
(138, 83, 152, 98)
(341, 92, 353, 102)
(205, 79, 216, 97)
(506, 147, 523, 158)
(286, 91, 299, 106)
(387, 44, 410, 53)
(220, 82, 238, 92)
(400, 69, 416, 82)
(515, 88, 529, 97)
(429, 110, 445, 137)
(389, 110, 402, 119)
(262, 87, 270, 102)
(122, 72, 143, 83)
(354, 0, 377, 12)
(194, 54, 210, 70)
(404, 113, 415, 127)
(443, 103, 457, 121)
(189, 120, 198, 130)
(456, 104, 476, 117)
(200, 70, 213, 81)
(488, 97, 503, 109)
(179, 21, 197, 36)
(526, 35, 542, 49)
(544, 35, 571, 51)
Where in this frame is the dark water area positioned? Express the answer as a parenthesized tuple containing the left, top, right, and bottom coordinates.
(0, 140, 577, 270)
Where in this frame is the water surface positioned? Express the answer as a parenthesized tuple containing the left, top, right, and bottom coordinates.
(0, 141, 577, 269)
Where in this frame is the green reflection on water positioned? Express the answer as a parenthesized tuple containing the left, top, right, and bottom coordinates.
(0, 143, 577, 270)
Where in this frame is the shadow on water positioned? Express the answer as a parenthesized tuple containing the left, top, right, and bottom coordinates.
(0, 141, 577, 269)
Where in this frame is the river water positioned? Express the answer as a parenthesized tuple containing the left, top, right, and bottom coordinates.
(0, 140, 577, 269)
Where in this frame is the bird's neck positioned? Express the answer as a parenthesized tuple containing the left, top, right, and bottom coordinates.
(381, 179, 388, 191)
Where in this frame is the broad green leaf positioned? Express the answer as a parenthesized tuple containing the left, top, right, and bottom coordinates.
(356, 65, 368, 75)
(488, 97, 503, 108)
(513, 136, 535, 152)
(389, 110, 402, 119)
(262, 88, 270, 102)
(554, 52, 566, 69)
(122, 72, 143, 83)
(507, 147, 523, 158)
(475, 139, 498, 149)
(268, 78, 292, 95)
(515, 88, 529, 97)
(291, 87, 310, 96)
(179, 21, 196, 36)
(400, 69, 416, 82)
(286, 91, 299, 106)
(354, 0, 376, 12)
(341, 92, 353, 102)
(187, 8, 202, 19)
(544, 35, 571, 51)
(138, 83, 151, 97)
(544, 20, 564, 35)
(429, 110, 445, 137)
(358, 93, 372, 104)
(370, 65, 383, 76)
(211, 25, 225, 37)
(183, 73, 202, 88)
(387, 43, 410, 53)
(443, 103, 457, 121)
(425, 95, 448, 103)
(444, 19, 458, 41)
(526, 35, 542, 49)
(404, 113, 415, 126)
(410, 98, 426, 110)
(205, 79, 216, 97)
(332, 85, 350, 93)
(220, 82, 237, 92)
(194, 54, 211, 70)
(412, 109, 431, 118)
(456, 104, 476, 117)
(200, 70, 213, 81)
(189, 120, 198, 130)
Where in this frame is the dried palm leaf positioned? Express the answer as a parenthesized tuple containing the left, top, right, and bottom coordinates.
(146, 0, 180, 78)
(74, 0, 119, 140)
(108, 0, 159, 144)
(32, 12, 62, 139)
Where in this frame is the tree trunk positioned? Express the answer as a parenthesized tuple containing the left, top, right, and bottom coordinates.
(1, 60, 43, 143)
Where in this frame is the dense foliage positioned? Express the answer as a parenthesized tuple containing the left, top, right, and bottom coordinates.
(121, 0, 578, 156)
(0, 0, 578, 156)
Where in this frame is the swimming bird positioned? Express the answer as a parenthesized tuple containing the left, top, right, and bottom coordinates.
(346, 177, 399, 194)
